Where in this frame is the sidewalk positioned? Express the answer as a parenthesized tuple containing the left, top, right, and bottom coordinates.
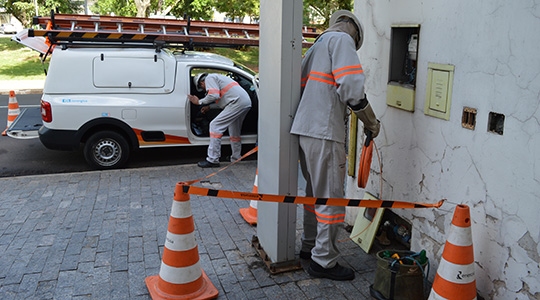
(0, 161, 382, 299)
(0, 80, 44, 95)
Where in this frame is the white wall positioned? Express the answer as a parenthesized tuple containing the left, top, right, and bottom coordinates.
(347, 0, 540, 298)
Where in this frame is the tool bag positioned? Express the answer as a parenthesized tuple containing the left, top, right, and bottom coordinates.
(370, 250, 429, 300)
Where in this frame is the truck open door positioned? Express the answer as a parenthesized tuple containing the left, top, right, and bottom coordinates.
(11, 29, 49, 55)
(6, 107, 42, 139)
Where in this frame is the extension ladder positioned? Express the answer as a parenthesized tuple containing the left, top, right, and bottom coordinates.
(29, 12, 317, 49)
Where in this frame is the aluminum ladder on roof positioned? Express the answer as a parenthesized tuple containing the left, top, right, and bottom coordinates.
(29, 12, 317, 49)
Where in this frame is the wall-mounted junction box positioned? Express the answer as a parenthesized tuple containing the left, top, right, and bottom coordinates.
(386, 25, 420, 112)
(424, 63, 455, 120)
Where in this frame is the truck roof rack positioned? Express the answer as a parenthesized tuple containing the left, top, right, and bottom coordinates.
(30, 12, 317, 49)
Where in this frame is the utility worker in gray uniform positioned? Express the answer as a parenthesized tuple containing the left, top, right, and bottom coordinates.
(188, 73, 252, 168)
(291, 10, 381, 281)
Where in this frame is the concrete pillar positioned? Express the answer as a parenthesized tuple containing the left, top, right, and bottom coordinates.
(256, 0, 302, 263)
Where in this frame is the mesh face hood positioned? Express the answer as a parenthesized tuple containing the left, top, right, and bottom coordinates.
(326, 10, 364, 50)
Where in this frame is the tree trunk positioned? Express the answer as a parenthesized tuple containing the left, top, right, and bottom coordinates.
(134, 0, 151, 17)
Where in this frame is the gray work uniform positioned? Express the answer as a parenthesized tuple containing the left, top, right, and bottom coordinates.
(290, 31, 366, 268)
(198, 74, 252, 163)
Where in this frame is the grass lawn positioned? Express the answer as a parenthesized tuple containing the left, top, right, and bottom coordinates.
(212, 47, 259, 73)
(0, 36, 48, 81)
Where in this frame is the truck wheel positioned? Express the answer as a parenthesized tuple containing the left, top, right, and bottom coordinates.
(84, 131, 130, 169)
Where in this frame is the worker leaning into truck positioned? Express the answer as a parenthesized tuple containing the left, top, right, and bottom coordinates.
(290, 10, 381, 281)
(188, 73, 252, 168)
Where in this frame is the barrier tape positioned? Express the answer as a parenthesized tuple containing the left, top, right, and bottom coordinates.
(181, 184, 444, 208)
(181, 145, 444, 209)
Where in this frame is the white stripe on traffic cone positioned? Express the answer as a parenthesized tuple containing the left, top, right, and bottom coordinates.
(145, 182, 218, 299)
(428, 204, 477, 300)
(239, 169, 258, 225)
(2, 90, 20, 136)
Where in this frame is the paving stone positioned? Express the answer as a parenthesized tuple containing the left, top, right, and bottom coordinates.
(261, 284, 290, 299)
(110, 271, 129, 299)
(34, 279, 56, 299)
(111, 254, 128, 272)
(0, 161, 396, 299)
(17, 273, 40, 298)
(59, 254, 79, 271)
(221, 281, 249, 299)
(127, 261, 148, 297)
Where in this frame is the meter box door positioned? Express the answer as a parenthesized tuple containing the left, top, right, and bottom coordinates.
(386, 25, 420, 112)
(424, 63, 455, 120)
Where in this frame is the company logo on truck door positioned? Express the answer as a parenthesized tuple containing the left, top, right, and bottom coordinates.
(61, 98, 88, 103)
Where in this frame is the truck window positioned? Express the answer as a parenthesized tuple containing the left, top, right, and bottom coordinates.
(93, 56, 166, 88)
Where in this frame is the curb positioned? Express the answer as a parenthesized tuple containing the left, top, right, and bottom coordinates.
(0, 80, 45, 95)
(0, 89, 43, 95)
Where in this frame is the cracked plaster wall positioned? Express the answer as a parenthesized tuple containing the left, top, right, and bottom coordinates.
(345, 0, 540, 298)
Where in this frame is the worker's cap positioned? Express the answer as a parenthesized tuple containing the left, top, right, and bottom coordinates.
(329, 10, 364, 50)
(194, 73, 208, 92)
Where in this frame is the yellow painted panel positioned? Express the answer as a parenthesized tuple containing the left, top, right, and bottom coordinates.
(424, 62, 455, 120)
(386, 82, 415, 112)
(350, 192, 385, 254)
(428, 70, 449, 113)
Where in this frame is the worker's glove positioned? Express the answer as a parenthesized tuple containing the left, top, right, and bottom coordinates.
(353, 102, 380, 138)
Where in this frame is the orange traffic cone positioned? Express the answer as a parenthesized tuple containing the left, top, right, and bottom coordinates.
(239, 169, 258, 225)
(2, 91, 21, 136)
(428, 204, 477, 300)
(145, 182, 219, 299)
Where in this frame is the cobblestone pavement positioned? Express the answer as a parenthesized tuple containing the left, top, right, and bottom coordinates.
(0, 161, 380, 299)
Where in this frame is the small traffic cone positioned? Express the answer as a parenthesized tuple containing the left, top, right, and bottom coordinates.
(239, 169, 258, 225)
(428, 204, 477, 300)
(2, 91, 21, 136)
(145, 182, 218, 300)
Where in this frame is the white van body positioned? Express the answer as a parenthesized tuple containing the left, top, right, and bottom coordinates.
(34, 46, 259, 169)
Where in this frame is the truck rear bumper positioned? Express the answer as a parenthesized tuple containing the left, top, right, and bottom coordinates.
(39, 126, 80, 151)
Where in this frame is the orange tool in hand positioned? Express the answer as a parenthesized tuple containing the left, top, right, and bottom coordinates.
(358, 130, 373, 188)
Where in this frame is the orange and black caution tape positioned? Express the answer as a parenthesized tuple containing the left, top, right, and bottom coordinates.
(178, 145, 443, 209)
(181, 184, 445, 209)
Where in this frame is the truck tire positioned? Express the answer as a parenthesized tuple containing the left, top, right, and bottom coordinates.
(84, 131, 130, 169)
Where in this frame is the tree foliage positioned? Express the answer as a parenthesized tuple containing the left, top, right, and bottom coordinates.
(1, 0, 81, 27)
(304, 0, 353, 27)
(91, 0, 214, 20)
(213, 0, 259, 22)
(1, 0, 352, 28)
(92, 0, 137, 17)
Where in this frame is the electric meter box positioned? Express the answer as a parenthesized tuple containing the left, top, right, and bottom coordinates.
(386, 25, 420, 112)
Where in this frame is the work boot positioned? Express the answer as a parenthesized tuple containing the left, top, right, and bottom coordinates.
(307, 261, 355, 281)
(197, 160, 220, 168)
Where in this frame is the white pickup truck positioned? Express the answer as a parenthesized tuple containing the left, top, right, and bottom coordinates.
(9, 32, 259, 169)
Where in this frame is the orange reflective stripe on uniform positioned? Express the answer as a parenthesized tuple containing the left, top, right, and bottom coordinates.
(304, 204, 315, 214)
(303, 204, 345, 224)
(314, 210, 346, 224)
(220, 82, 239, 97)
(210, 132, 223, 139)
(333, 64, 363, 80)
(229, 136, 241, 142)
(207, 88, 220, 95)
(303, 71, 336, 87)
